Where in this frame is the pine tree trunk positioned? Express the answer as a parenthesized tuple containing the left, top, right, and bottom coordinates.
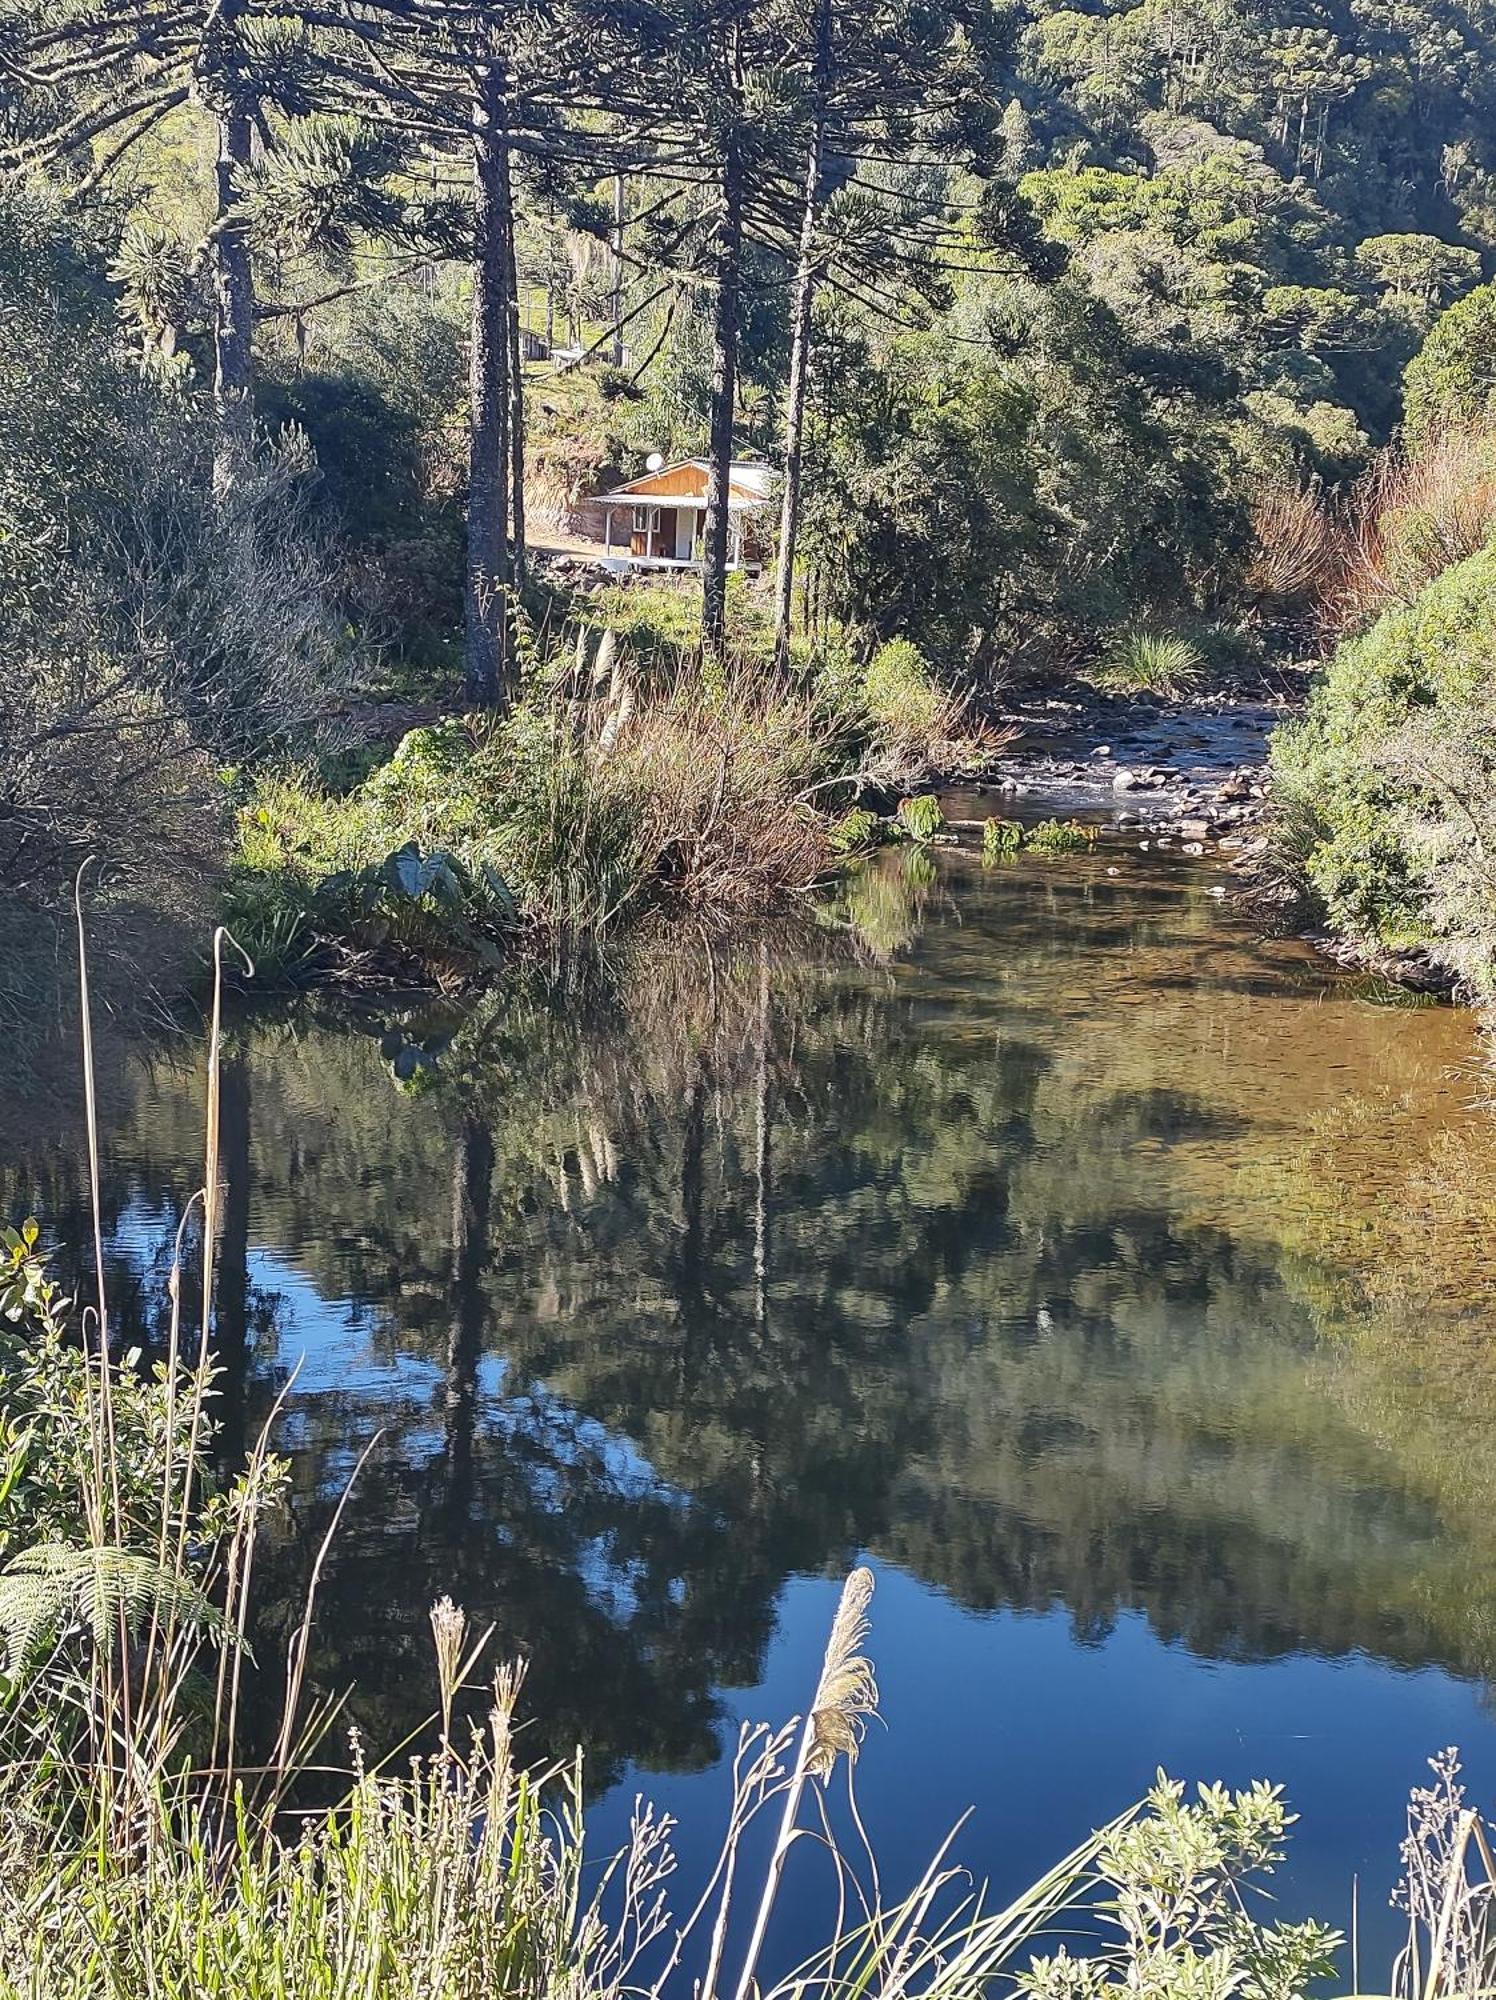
(499, 132, 527, 590)
(703, 136, 744, 665)
(773, 0, 831, 668)
(212, 100, 256, 494)
(465, 60, 513, 706)
(610, 172, 626, 365)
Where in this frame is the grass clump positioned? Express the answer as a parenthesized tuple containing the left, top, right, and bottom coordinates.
(1092, 628, 1206, 699)
(230, 647, 840, 984)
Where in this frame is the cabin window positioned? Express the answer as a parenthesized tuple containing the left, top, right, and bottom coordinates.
(631, 505, 661, 533)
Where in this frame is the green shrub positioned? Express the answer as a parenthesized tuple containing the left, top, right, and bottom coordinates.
(1093, 629, 1205, 699)
(863, 640, 952, 749)
(1026, 818, 1095, 854)
(1404, 281, 1496, 448)
(0, 1226, 202, 1565)
(829, 806, 883, 855)
(227, 729, 520, 981)
(895, 793, 947, 842)
(1020, 1776, 1339, 2000)
(982, 816, 1023, 859)
(1267, 540, 1496, 991)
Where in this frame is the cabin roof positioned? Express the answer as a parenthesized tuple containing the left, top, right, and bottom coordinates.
(596, 458, 775, 510)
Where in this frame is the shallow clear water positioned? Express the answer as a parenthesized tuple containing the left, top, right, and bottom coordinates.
(9, 837, 1496, 1972)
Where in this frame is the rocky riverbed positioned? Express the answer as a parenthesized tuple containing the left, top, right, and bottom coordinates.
(955, 678, 1306, 855)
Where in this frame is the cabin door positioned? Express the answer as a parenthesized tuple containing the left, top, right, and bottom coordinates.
(629, 504, 680, 559)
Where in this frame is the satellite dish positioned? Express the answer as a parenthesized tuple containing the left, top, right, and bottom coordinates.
(645, 451, 665, 472)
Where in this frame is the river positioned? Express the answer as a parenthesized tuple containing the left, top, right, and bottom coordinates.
(7, 835, 1496, 1974)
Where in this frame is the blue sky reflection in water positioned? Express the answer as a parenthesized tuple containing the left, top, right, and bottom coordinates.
(10, 840, 1496, 1978)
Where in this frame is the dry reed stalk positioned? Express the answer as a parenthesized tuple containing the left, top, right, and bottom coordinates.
(726, 1566, 878, 2000)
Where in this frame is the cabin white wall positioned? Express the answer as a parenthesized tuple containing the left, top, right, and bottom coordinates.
(676, 513, 694, 561)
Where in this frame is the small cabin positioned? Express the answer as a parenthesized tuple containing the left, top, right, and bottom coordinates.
(593, 459, 774, 571)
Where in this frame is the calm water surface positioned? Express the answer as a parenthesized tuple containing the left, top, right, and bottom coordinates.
(10, 839, 1496, 1969)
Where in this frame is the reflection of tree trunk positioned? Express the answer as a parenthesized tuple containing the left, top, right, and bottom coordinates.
(754, 947, 772, 1331)
(446, 1114, 494, 1531)
(679, 1059, 707, 1308)
(215, 1052, 251, 1471)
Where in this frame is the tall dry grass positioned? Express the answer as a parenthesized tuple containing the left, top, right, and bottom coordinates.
(524, 639, 842, 935)
(1330, 424, 1496, 635)
(1247, 482, 1340, 612)
(1250, 426, 1496, 645)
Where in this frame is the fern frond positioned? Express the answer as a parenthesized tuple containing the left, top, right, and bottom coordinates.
(0, 1544, 231, 1672)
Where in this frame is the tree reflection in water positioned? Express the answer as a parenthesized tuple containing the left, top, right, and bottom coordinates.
(4, 847, 1496, 1793)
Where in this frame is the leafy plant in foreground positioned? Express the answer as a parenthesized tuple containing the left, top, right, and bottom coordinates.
(1020, 1776, 1341, 2000)
(983, 817, 1023, 859)
(895, 794, 948, 843)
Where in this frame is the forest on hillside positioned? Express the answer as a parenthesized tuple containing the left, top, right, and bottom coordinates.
(7, 0, 1496, 1005)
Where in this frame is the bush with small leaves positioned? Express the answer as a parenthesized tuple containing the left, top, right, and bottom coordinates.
(1020, 1775, 1341, 2000)
(1267, 540, 1496, 992)
(864, 640, 955, 752)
